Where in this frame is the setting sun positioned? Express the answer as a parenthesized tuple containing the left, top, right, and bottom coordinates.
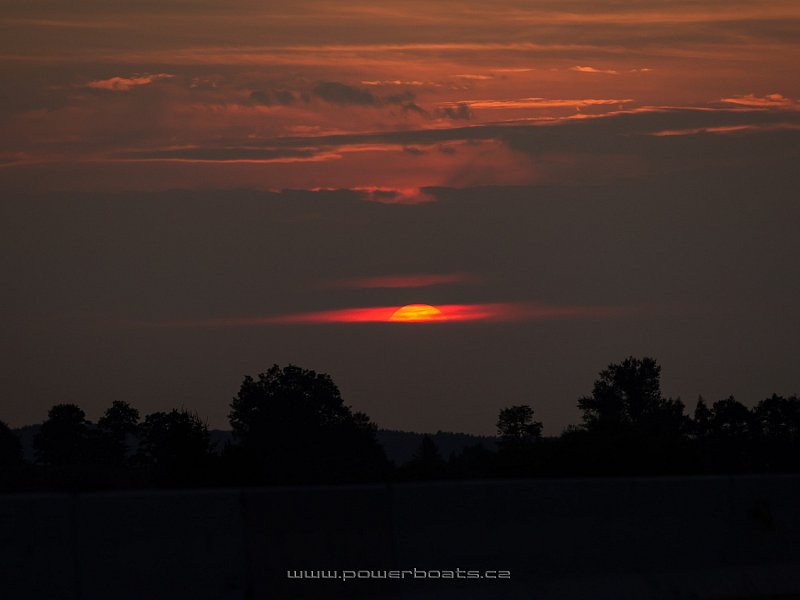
(389, 304, 447, 322)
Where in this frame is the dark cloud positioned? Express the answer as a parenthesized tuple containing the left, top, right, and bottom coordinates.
(312, 81, 379, 106)
(438, 102, 472, 120)
(403, 146, 425, 155)
(249, 90, 271, 105)
(385, 90, 416, 105)
(311, 82, 421, 108)
(495, 108, 800, 164)
(364, 189, 399, 201)
(402, 102, 427, 116)
(274, 89, 297, 105)
(249, 89, 298, 106)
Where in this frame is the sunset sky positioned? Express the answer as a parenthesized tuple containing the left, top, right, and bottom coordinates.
(2, 0, 799, 434)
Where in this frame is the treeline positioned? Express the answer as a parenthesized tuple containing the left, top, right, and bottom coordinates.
(0, 358, 799, 492)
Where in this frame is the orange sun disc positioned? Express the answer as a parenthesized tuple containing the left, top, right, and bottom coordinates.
(389, 304, 447, 322)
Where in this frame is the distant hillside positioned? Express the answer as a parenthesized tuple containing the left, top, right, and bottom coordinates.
(209, 429, 233, 451)
(14, 426, 496, 467)
(377, 429, 497, 465)
(210, 429, 496, 465)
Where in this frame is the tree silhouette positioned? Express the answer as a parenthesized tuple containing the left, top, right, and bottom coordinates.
(97, 400, 140, 467)
(576, 357, 690, 474)
(138, 409, 212, 486)
(99, 400, 140, 439)
(578, 357, 686, 435)
(0, 420, 22, 467)
(229, 364, 388, 484)
(401, 435, 447, 480)
(497, 405, 542, 448)
(695, 396, 757, 472)
(692, 396, 712, 438)
(494, 405, 544, 476)
(707, 396, 753, 439)
(753, 395, 800, 472)
(34, 404, 90, 466)
(754, 395, 800, 440)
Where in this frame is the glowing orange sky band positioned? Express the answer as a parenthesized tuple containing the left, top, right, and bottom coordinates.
(164, 303, 623, 327)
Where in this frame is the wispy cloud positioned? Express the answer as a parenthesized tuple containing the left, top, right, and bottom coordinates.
(459, 97, 632, 110)
(361, 80, 427, 86)
(650, 123, 800, 136)
(569, 66, 619, 75)
(720, 93, 800, 110)
(456, 74, 494, 80)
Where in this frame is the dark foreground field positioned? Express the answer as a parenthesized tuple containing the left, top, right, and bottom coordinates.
(2, 475, 799, 599)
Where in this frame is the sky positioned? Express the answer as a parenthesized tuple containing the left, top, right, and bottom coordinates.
(1, 0, 799, 435)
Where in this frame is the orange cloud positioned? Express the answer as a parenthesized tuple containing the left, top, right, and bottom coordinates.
(85, 73, 174, 91)
(352, 186, 436, 204)
(303, 186, 438, 205)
